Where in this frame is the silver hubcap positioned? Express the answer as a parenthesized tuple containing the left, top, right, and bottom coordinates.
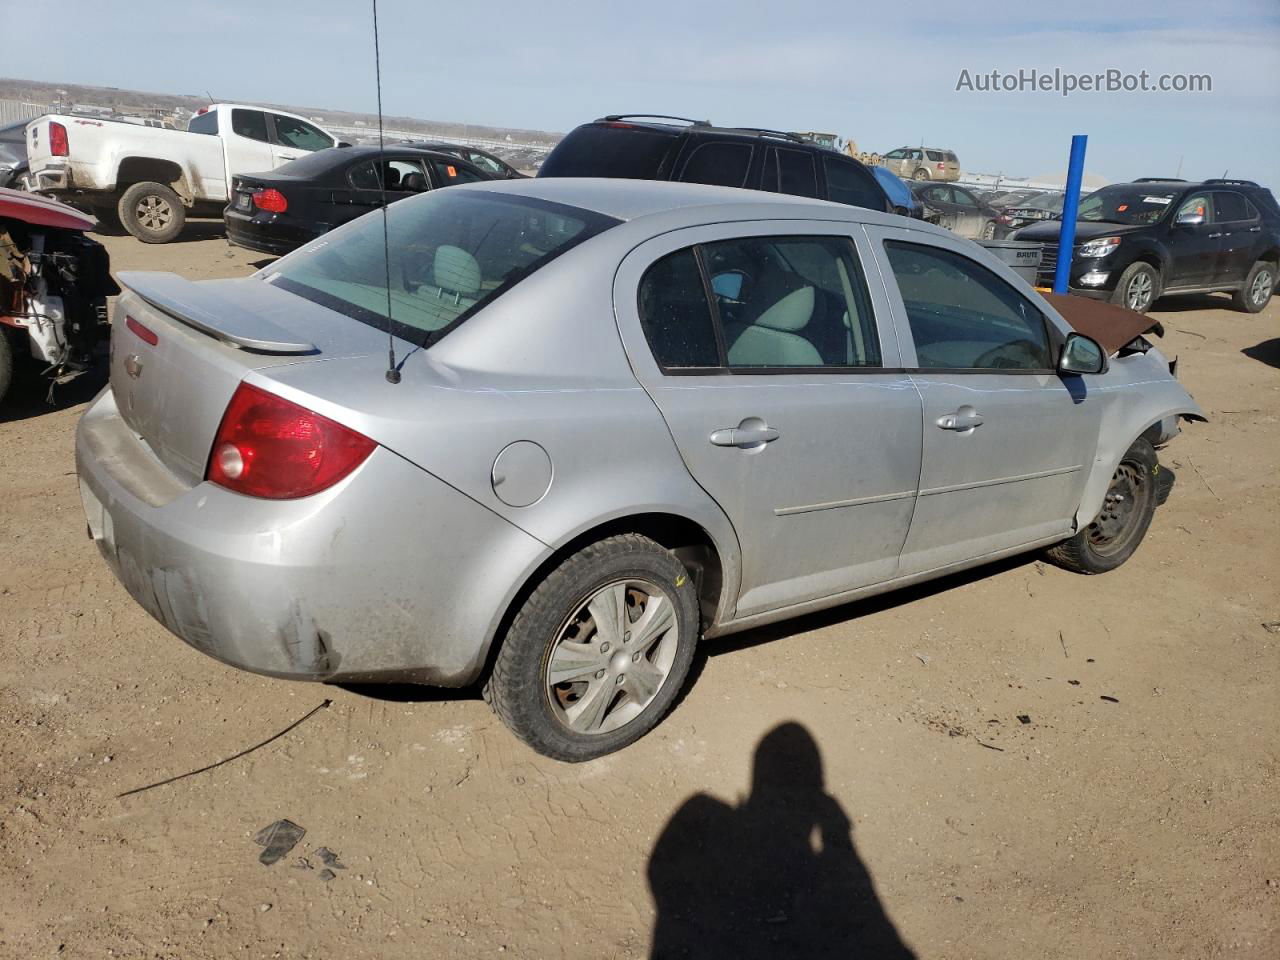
(1126, 272, 1153, 311)
(544, 579, 679, 736)
(136, 196, 172, 231)
(1252, 269, 1273, 305)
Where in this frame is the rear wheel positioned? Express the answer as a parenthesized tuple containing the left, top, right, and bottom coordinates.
(1109, 261, 1160, 313)
(912, 167, 931, 180)
(1045, 438, 1159, 574)
(118, 182, 185, 243)
(484, 534, 700, 761)
(1232, 259, 1275, 313)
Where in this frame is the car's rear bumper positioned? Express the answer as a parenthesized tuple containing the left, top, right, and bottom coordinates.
(223, 209, 316, 257)
(75, 387, 550, 686)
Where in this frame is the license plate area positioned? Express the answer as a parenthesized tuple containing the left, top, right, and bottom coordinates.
(236, 193, 253, 212)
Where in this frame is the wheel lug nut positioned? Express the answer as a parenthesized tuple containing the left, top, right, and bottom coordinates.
(632, 652, 641, 662)
(616, 674, 625, 684)
(600, 642, 610, 653)
(624, 632, 631, 643)
(595, 670, 605, 680)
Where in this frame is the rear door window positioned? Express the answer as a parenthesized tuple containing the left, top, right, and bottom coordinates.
(637, 250, 721, 369)
(428, 158, 486, 186)
(230, 109, 270, 143)
(678, 141, 754, 188)
(539, 123, 677, 179)
(823, 157, 885, 210)
(770, 148, 819, 198)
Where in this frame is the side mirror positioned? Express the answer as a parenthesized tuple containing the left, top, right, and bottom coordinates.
(336, 141, 352, 149)
(1059, 332, 1108, 376)
(1175, 210, 1204, 227)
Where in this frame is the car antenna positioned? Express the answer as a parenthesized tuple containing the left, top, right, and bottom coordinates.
(372, 0, 400, 384)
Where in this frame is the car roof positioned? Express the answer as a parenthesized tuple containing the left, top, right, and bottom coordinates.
(452, 175, 952, 235)
(581, 117, 839, 150)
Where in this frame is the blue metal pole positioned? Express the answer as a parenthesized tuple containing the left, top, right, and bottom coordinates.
(1053, 134, 1088, 294)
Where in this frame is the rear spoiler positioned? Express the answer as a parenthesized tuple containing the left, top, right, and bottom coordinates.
(117, 271, 317, 355)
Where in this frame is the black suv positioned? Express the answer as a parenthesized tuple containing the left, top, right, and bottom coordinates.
(1014, 178, 1280, 313)
(538, 115, 889, 213)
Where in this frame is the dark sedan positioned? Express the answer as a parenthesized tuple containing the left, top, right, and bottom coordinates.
(399, 141, 526, 179)
(224, 145, 494, 256)
(910, 182, 1008, 240)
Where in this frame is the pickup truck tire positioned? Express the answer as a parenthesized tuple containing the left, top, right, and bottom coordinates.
(119, 182, 185, 243)
(1045, 438, 1159, 575)
(0, 328, 13, 406)
(1232, 259, 1275, 314)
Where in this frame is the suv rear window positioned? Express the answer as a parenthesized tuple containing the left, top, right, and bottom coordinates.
(679, 141, 754, 188)
(539, 123, 677, 179)
(269, 191, 618, 345)
(770, 148, 818, 198)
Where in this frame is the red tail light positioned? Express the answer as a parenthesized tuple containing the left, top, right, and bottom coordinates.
(49, 121, 69, 157)
(252, 188, 288, 213)
(207, 383, 375, 499)
(125, 315, 158, 345)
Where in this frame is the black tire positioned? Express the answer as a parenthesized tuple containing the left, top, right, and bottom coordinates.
(1232, 259, 1276, 313)
(981, 220, 997, 240)
(118, 181, 186, 243)
(0, 328, 13, 406)
(484, 534, 700, 762)
(1109, 261, 1161, 313)
(912, 167, 931, 181)
(1045, 438, 1160, 575)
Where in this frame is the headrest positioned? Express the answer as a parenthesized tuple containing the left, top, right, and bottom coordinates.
(434, 245, 481, 297)
(401, 172, 427, 193)
(753, 286, 814, 332)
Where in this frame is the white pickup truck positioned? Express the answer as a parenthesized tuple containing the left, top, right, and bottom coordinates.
(23, 104, 346, 242)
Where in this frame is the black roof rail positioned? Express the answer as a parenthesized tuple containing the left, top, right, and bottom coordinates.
(728, 127, 807, 144)
(600, 114, 710, 126)
(1133, 177, 1186, 182)
(1203, 178, 1259, 187)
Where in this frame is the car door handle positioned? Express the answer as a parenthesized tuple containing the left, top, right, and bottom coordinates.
(710, 422, 780, 448)
(1208, 231, 1226, 239)
(1248, 225, 1262, 232)
(936, 410, 984, 431)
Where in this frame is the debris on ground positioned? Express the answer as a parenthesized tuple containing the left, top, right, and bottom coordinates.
(254, 820, 306, 866)
(1262, 621, 1280, 634)
(316, 847, 346, 870)
(1100, 696, 1120, 704)
(1017, 715, 1031, 725)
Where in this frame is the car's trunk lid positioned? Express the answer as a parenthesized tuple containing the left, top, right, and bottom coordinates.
(110, 271, 383, 485)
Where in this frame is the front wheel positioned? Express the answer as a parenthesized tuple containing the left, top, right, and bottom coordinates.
(118, 181, 186, 243)
(1109, 261, 1160, 313)
(1045, 438, 1159, 574)
(1232, 259, 1275, 313)
(484, 534, 700, 761)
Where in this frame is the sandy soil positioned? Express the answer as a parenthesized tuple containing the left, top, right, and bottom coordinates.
(2, 223, 1277, 959)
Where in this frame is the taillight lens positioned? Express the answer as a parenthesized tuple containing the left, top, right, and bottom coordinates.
(207, 383, 375, 499)
(49, 121, 69, 157)
(252, 188, 288, 213)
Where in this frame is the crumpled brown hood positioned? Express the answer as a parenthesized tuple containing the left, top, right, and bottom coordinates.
(1041, 292, 1163, 355)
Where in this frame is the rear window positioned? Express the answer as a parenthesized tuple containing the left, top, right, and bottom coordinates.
(943, 152, 958, 163)
(824, 157, 887, 210)
(187, 111, 218, 136)
(539, 123, 677, 179)
(678, 141, 753, 188)
(268, 190, 618, 345)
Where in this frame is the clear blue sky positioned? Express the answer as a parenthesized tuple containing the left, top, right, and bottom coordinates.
(8, 0, 1280, 186)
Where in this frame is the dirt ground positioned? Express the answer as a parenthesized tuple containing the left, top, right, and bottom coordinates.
(2, 222, 1278, 959)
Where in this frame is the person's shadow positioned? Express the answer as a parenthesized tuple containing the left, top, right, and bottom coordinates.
(648, 722, 916, 959)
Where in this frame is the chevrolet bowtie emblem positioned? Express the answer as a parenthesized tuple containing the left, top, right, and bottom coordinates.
(124, 355, 143, 379)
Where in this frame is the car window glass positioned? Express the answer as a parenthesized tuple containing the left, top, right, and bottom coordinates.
(926, 150, 942, 161)
(952, 188, 978, 208)
(1212, 191, 1250, 222)
(885, 149, 904, 160)
(466, 152, 507, 175)
(679, 142, 753, 188)
(539, 124, 675, 178)
(771, 148, 818, 198)
(824, 158, 884, 210)
(187, 112, 218, 135)
(231, 109, 270, 143)
(703, 235, 881, 368)
(1176, 193, 1212, 223)
(908, 149, 922, 161)
(925, 186, 950, 203)
(430, 158, 485, 186)
(637, 250, 720, 369)
(349, 158, 428, 191)
(271, 115, 331, 151)
(883, 241, 1052, 370)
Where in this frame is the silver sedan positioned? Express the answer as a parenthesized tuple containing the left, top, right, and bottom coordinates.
(76, 178, 1203, 760)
